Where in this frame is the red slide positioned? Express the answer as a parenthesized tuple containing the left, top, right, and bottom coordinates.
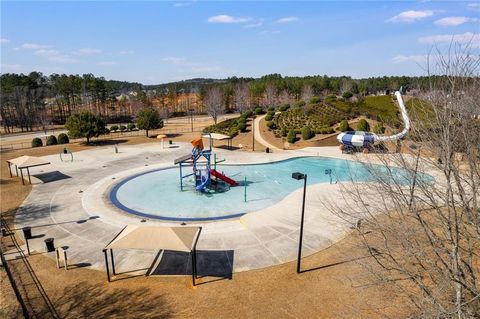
(210, 169, 239, 186)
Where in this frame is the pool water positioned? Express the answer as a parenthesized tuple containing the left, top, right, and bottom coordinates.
(110, 156, 430, 221)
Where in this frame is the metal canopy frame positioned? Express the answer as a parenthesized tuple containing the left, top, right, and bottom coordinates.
(6, 160, 51, 185)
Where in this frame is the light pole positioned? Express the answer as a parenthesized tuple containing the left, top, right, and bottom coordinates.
(252, 116, 255, 151)
(291, 172, 307, 273)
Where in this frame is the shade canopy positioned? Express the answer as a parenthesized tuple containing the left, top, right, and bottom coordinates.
(156, 134, 167, 139)
(203, 133, 231, 140)
(105, 225, 201, 252)
(7, 155, 50, 169)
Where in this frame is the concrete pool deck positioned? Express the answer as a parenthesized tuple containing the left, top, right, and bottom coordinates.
(12, 142, 431, 277)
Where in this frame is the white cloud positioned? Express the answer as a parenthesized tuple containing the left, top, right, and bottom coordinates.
(467, 3, 480, 9)
(161, 57, 188, 65)
(97, 61, 117, 66)
(419, 32, 480, 46)
(207, 15, 252, 24)
(245, 22, 263, 28)
(72, 48, 102, 56)
(434, 16, 476, 26)
(173, 2, 193, 7)
(276, 16, 298, 24)
(48, 55, 78, 63)
(0, 64, 23, 72)
(387, 10, 435, 23)
(392, 55, 427, 63)
(34, 49, 60, 56)
(0, 38, 10, 44)
(19, 43, 52, 50)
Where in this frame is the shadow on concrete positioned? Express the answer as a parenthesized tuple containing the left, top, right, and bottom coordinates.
(33, 171, 71, 183)
(150, 250, 234, 283)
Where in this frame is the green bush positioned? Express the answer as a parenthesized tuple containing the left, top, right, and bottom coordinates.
(294, 101, 305, 108)
(32, 137, 43, 148)
(309, 96, 321, 104)
(325, 94, 337, 103)
(279, 104, 290, 112)
(339, 119, 350, 132)
(265, 113, 273, 121)
(301, 126, 314, 140)
(110, 125, 119, 131)
(58, 133, 69, 144)
(268, 106, 275, 112)
(317, 127, 335, 134)
(342, 91, 353, 99)
(119, 125, 127, 131)
(127, 123, 136, 131)
(373, 123, 385, 134)
(46, 135, 58, 146)
(237, 117, 246, 124)
(242, 110, 253, 118)
(357, 119, 370, 131)
(237, 122, 247, 132)
(266, 121, 276, 130)
(103, 128, 110, 135)
(287, 130, 297, 143)
(254, 107, 264, 115)
(281, 126, 288, 137)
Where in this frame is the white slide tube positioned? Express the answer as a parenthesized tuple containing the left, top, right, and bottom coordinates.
(374, 90, 411, 142)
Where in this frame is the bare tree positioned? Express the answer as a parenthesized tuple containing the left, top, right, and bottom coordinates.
(233, 81, 250, 113)
(301, 85, 314, 104)
(328, 44, 480, 318)
(204, 86, 224, 124)
(263, 84, 277, 107)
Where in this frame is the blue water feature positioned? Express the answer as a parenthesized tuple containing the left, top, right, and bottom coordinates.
(110, 156, 433, 221)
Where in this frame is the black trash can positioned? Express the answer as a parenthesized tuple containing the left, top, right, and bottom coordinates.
(266, 147, 270, 153)
(22, 227, 32, 239)
(44, 238, 55, 252)
(169, 140, 173, 145)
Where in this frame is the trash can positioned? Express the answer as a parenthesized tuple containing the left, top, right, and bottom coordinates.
(22, 227, 32, 239)
(44, 238, 55, 252)
(169, 140, 173, 145)
(266, 147, 270, 153)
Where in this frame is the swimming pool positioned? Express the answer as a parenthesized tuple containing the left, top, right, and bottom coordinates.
(110, 156, 430, 221)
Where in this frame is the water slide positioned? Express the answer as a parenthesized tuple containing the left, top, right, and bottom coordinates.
(210, 169, 239, 186)
(195, 170, 211, 192)
(337, 87, 411, 147)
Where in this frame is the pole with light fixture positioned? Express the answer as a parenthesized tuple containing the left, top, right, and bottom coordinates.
(291, 172, 307, 273)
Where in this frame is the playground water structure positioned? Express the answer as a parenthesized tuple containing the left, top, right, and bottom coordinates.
(337, 87, 411, 148)
(109, 156, 434, 221)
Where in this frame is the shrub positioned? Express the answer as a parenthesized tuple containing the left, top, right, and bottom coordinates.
(265, 113, 273, 121)
(301, 126, 314, 140)
(254, 107, 264, 115)
(237, 122, 247, 132)
(46, 135, 58, 146)
(287, 130, 297, 143)
(119, 125, 127, 131)
(266, 121, 276, 130)
(237, 117, 246, 124)
(342, 91, 353, 99)
(310, 96, 321, 104)
(373, 123, 385, 134)
(317, 127, 335, 134)
(279, 104, 290, 112)
(58, 133, 69, 144)
(110, 125, 119, 131)
(103, 128, 110, 135)
(127, 123, 136, 131)
(32, 137, 43, 148)
(325, 94, 337, 103)
(357, 119, 370, 131)
(268, 106, 275, 112)
(242, 110, 253, 118)
(339, 119, 350, 132)
(281, 126, 288, 137)
(294, 101, 305, 108)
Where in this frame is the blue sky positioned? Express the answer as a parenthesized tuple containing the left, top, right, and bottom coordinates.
(1, 1, 479, 84)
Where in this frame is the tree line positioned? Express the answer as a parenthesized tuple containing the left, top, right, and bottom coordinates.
(0, 71, 452, 133)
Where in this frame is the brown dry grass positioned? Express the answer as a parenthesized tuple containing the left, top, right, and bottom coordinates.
(0, 133, 410, 318)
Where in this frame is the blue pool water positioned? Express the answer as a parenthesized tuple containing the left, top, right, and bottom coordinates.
(110, 156, 430, 221)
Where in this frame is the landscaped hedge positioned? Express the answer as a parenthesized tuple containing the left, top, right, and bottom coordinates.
(127, 123, 136, 131)
(339, 119, 350, 132)
(287, 130, 297, 143)
(357, 119, 370, 131)
(119, 125, 127, 132)
(301, 126, 314, 140)
(204, 117, 242, 138)
(58, 133, 69, 144)
(110, 125, 119, 132)
(32, 137, 43, 148)
(46, 135, 58, 146)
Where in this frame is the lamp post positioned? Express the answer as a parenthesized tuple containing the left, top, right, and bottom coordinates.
(252, 117, 255, 151)
(291, 172, 307, 273)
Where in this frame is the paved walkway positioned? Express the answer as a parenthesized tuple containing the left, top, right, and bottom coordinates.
(12, 142, 433, 276)
(253, 115, 282, 151)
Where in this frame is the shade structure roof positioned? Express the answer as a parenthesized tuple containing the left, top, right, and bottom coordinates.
(203, 133, 231, 140)
(7, 155, 51, 169)
(105, 225, 201, 252)
(156, 134, 167, 139)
